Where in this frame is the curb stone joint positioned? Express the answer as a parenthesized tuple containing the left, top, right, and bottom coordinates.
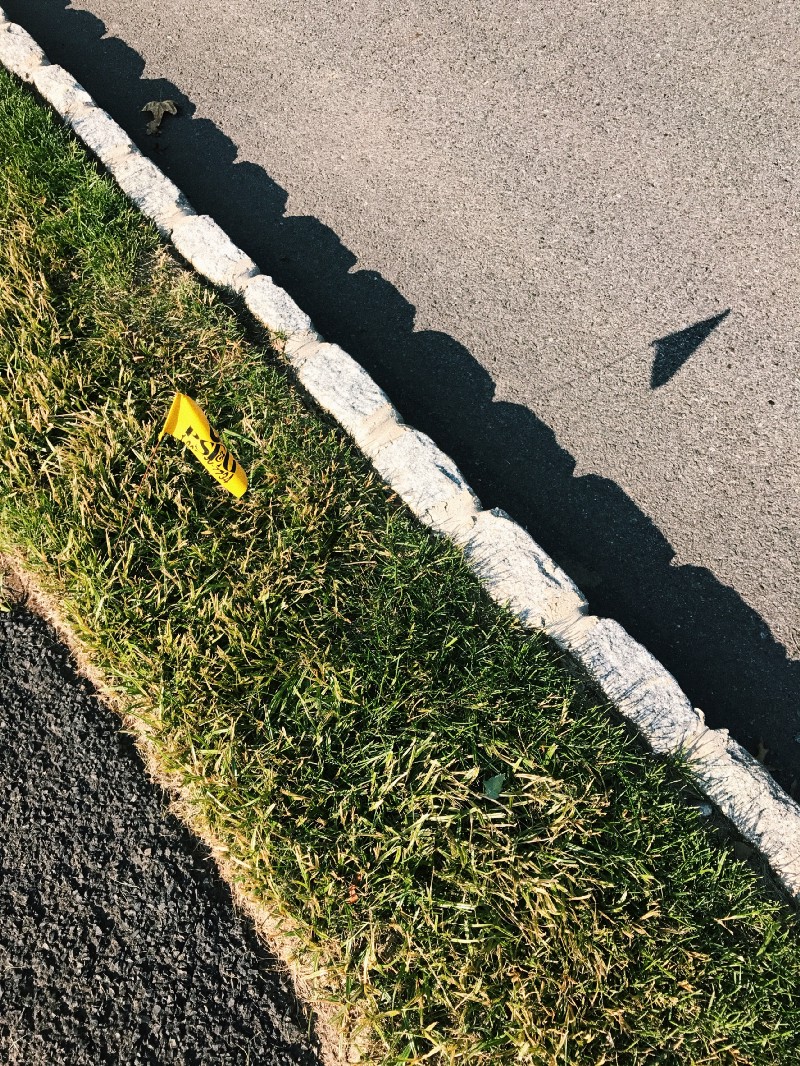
(1, 9, 799, 902)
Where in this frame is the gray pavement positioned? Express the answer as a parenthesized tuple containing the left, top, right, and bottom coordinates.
(0, 603, 322, 1065)
(4, 0, 800, 786)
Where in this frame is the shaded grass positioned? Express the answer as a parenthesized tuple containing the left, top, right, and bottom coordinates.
(1, 66, 800, 1064)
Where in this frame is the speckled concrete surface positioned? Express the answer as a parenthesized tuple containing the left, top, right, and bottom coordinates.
(0, 605, 322, 1065)
(3, 0, 799, 785)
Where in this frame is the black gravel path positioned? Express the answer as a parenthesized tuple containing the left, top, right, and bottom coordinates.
(0, 604, 323, 1066)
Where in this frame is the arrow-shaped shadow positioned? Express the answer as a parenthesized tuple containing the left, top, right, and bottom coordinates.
(651, 309, 731, 388)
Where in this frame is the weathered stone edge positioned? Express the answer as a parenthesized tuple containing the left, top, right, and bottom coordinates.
(3, 11, 798, 901)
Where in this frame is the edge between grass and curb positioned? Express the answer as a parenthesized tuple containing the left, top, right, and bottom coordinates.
(0, 8, 798, 907)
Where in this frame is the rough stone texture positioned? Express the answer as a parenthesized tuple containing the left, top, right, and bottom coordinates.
(296, 343, 402, 452)
(110, 151, 194, 238)
(456, 507, 587, 630)
(171, 214, 259, 292)
(370, 426, 481, 536)
(243, 274, 317, 337)
(559, 616, 705, 755)
(68, 105, 135, 168)
(0, 605, 322, 1066)
(556, 615, 800, 897)
(686, 729, 800, 901)
(282, 334, 328, 369)
(30, 63, 93, 118)
(0, 20, 47, 79)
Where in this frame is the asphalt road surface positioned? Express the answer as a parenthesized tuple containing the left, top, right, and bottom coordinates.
(4, 1, 800, 786)
(0, 605, 322, 1065)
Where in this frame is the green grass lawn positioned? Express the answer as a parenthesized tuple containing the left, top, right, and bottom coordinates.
(1, 66, 799, 1064)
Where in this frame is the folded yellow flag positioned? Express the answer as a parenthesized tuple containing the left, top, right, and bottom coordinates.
(160, 392, 248, 498)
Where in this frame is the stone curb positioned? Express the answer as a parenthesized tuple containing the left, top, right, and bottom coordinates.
(2, 10, 799, 902)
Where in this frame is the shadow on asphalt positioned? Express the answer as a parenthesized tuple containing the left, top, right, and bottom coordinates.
(6, 0, 799, 792)
(650, 310, 732, 389)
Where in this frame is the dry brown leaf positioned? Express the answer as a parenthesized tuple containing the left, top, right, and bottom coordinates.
(142, 99, 178, 135)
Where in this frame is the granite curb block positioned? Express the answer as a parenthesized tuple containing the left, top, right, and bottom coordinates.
(2, 10, 799, 902)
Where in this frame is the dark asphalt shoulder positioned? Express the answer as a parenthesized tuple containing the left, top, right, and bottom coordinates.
(0, 605, 322, 1066)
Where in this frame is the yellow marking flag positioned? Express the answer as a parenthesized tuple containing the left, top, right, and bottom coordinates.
(160, 392, 248, 498)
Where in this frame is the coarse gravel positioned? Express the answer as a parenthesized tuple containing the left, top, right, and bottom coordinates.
(0, 604, 323, 1066)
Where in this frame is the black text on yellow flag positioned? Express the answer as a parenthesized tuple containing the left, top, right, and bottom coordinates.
(160, 393, 248, 498)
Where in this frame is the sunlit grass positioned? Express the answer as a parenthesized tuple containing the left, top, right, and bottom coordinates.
(1, 67, 799, 1064)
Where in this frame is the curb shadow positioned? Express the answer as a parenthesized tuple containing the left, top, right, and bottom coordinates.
(7, 0, 799, 791)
